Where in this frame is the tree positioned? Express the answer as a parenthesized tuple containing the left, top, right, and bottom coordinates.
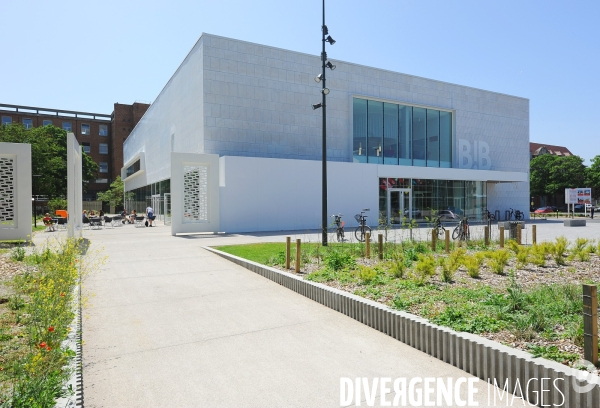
(530, 154, 586, 203)
(0, 124, 98, 198)
(586, 155, 600, 200)
(97, 176, 131, 212)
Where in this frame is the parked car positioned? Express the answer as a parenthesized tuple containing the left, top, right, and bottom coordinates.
(437, 210, 457, 220)
(403, 208, 422, 218)
(574, 204, 585, 212)
(534, 206, 554, 214)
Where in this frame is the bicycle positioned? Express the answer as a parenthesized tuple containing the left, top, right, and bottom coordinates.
(483, 208, 495, 221)
(432, 216, 446, 239)
(331, 214, 345, 242)
(452, 216, 470, 241)
(354, 209, 371, 242)
(508, 208, 524, 221)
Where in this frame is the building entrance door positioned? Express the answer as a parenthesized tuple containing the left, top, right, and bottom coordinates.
(387, 188, 412, 224)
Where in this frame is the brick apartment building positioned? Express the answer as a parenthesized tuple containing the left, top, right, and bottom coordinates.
(0, 102, 149, 200)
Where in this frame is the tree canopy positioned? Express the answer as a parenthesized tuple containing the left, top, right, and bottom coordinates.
(97, 176, 131, 208)
(586, 155, 600, 199)
(530, 153, 588, 201)
(0, 124, 98, 198)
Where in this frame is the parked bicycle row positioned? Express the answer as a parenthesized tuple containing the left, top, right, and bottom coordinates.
(331, 210, 483, 242)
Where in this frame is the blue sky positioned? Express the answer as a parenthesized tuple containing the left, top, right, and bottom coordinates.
(1, 0, 597, 162)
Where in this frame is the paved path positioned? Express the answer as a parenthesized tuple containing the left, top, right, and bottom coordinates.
(43, 223, 521, 408)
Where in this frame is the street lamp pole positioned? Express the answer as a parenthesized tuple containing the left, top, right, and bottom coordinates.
(321, 0, 327, 247)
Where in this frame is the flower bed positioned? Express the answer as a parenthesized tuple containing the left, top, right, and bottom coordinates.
(0, 239, 85, 407)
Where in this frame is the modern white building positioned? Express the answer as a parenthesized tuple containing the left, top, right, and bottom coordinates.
(122, 33, 529, 234)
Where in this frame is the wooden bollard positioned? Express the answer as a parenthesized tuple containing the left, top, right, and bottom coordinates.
(431, 229, 437, 251)
(295, 239, 301, 273)
(583, 284, 598, 365)
(445, 229, 450, 253)
(499, 226, 504, 248)
(532, 225, 537, 245)
(378, 234, 383, 260)
(366, 232, 371, 258)
(517, 224, 522, 245)
(484, 225, 489, 247)
(285, 236, 291, 269)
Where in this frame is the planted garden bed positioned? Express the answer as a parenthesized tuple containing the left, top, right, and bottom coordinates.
(216, 236, 600, 373)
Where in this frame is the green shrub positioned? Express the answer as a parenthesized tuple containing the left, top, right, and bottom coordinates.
(388, 251, 406, 279)
(10, 247, 25, 262)
(411, 254, 436, 285)
(438, 257, 455, 283)
(356, 265, 377, 283)
(462, 255, 481, 278)
(551, 236, 569, 265)
(324, 250, 356, 271)
(266, 250, 287, 266)
(487, 249, 510, 274)
(529, 244, 547, 267)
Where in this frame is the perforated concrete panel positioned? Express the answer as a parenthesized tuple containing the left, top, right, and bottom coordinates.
(0, 143, 31, 240)
(171, 153, 219, 235)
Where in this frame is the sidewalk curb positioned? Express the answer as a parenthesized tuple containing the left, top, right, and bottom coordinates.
(205, 246, 600, 407)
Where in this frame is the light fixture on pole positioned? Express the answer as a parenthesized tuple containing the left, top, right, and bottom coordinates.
(311, 0, 336, 246)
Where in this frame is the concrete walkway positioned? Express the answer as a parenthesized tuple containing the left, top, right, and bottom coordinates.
(51, 223, 522, 408)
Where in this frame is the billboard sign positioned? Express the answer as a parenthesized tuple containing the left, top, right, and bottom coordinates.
(565, 188, 591, 204)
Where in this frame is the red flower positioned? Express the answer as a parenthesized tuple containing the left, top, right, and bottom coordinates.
(39, 342, 47, 348)
(46, 346, 51, 351)
(60, 293, 65, 297)
(48, 326, 54, 332)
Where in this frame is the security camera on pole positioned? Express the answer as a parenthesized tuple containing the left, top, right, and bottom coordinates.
(312, 0, 336, 246)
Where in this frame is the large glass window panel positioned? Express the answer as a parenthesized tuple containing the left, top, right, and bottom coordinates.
(440, 111, 452, 168)
(412, 107, 426, 167)
(399, 105, 412, 165)
(383, 103, 398, 164)
(426, 109, 439, 167)
(367, 100, 383, 164)
(353, 98, 367, 163)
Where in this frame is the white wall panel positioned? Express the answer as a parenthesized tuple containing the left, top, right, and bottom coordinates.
(219, 156, 379, 233)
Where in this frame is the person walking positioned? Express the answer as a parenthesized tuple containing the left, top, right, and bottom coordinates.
(146, 206, 154, 227)
(591, 206, 595, 219)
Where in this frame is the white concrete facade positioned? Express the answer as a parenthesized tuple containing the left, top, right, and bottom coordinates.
(123, 33, 529, 233)
(0, 142, 32, 241)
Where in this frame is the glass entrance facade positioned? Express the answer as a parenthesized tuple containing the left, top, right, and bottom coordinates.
(379, 178, 487, 222)
(353, 98, 452, 167)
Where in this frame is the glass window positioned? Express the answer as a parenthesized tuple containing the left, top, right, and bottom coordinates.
(426, 109, 439, 167)
(99, 124, 108, 136)
(412, 108, 426, 167)
(383, 103, 398, 165)
(367, 100, 383, 164)
(62, 122, 72, 132)
(353, 98, 367, 163)
(399, 105, 412, 166)
(439, 111, 452, 168)
(95, 179, 109, 183)
(99, 143, 108, 154)
(23, 118, 33, 129)
(99, 162, 108, 173)
(81, 124, 90, 135)
(1, 116, 11, 125)
(81, 143, 91, 154)
(126, 159, 141, 177)
(43, 120, 52, 126)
